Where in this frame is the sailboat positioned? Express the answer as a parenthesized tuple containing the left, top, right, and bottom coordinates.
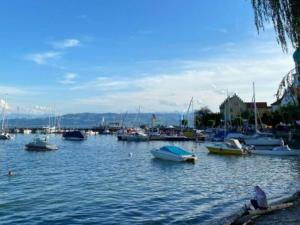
(119, 107, 149, 142)
(244, 83, 282, 147)
(0, 97, 13, 140)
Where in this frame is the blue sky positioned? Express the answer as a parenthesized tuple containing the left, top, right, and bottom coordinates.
(0, 0, 295, 114)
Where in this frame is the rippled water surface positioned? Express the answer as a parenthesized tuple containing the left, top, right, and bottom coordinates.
(1, 135, 300, 225)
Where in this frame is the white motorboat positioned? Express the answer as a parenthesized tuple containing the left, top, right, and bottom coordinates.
(244, 132, 282, 146)
(23, 129, 32, 134)
(86, 130, 98, 136)
(250, 146, 300, 156)
(126, 132, 149, 142)
(151, 145, 197, 162)
(205, 139, 248, 155)
(25, 136, 58, 151)
(0, 132, 13, 140)
(103, 129, 111, 135)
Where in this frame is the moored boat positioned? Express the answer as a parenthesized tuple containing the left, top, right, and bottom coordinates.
(151, 145, 197, 162)
(250, 146, 300, 156)
(25, 136, 58, 151)
(125, 131, 149, 141)
(244, 132, 282, 147)
(103, 129, 111, 135)
(205, 139, 248, 155)
(0, 132, 13, 140)
(63, 130, 87, 141)
(23, 129, 32, 134)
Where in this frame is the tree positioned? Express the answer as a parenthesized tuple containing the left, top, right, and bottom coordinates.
(194, 107, 221, 129)
(251, 0, 300, 51)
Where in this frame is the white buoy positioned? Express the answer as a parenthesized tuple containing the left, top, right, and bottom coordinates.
(128, 152, 133, 158)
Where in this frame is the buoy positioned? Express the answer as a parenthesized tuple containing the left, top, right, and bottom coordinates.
(128, 152, 133, 157)
(7, 171, 15, 176)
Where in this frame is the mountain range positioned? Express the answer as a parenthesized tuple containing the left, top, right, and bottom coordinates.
(6, 112, 191, 128)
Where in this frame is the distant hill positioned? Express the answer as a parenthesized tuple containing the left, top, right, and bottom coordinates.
(7, 112, 187, 128)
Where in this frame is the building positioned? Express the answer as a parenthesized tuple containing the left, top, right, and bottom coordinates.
(220, 94, 270, 121)
(219, 94, 246, 121)
(245, 102, 270, 116)
(271, 47, 300, 111)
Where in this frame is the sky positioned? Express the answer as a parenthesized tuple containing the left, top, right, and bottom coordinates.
(0, 0, 296, 115)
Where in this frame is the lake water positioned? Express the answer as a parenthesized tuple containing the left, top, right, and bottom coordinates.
(1, 135, 300, 225)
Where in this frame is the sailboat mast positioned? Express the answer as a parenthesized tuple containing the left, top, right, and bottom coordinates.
(224, 89, 229, 136)
(253, 82, 258, 132)
(1, 95, 7, 131)
(1, 106, 5, 131)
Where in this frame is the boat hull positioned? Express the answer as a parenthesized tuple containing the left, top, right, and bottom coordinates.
(244, 138, 281, 146)
(118, 134, 148, 141)
(63, 137, 85, 141)
(25, 144, 58, 151)
(126, 136, 148, 142)
(206, 146, 245, 155)
(250, 149, 300, 156)
(151, 149, 197, 162)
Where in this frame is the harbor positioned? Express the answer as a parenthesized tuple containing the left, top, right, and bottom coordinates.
(1, 134, 300, 225)
(1, 49, 300, 223)
(2, 0, 300, 224)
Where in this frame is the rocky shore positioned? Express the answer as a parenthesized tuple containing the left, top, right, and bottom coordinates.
(229, 191, 300, 225)
(251, 198, 300, 225)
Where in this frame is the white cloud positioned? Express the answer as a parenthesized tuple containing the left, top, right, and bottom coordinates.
(73, 41, 294, 112)
(71, 76, 130, 91)
(59, 73, 78, 85)
(27, 51, 62, 64)
(52, 39, 80, 49)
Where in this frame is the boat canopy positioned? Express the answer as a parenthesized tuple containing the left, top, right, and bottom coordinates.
(160, 146, 192, 156)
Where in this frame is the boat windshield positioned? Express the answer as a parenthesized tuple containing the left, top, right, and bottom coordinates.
(226, 139, 242, 149)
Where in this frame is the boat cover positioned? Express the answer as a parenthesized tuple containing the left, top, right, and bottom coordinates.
(160, 146, 192, 156)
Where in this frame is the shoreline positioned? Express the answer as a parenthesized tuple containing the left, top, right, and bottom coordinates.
(227, 191, 300, 225)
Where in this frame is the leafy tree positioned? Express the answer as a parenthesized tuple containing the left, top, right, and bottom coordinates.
(194, 107, 221, 128)
(251, 0, 300, 51)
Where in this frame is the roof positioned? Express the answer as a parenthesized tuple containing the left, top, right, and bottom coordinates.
(219, 94, 244, 108)
(245, 102, 268, 109)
